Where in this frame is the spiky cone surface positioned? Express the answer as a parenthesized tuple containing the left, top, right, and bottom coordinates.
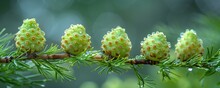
(101, 26, 132, 58)
(175, 29, 204, 61)
(61, 24, 91, 55)
(140, 31, 170, 61)
(14, 18, 46, 53)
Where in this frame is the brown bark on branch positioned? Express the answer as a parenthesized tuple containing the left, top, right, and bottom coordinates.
(0, 53, 156, 64)
(0, 53, 211, 68)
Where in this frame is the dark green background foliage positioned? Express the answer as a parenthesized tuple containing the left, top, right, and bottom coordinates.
(0, 0, 220, 88)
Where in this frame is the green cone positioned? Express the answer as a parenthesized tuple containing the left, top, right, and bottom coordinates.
(140, 31, 170, 61)
(15, 18, 46, 53)
(61, 24, 91, 55)
(175, 29, 204, 61)
(101, 26, 132, 58)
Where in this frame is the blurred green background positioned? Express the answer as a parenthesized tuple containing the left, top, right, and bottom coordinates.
(0, 0, 220, 88)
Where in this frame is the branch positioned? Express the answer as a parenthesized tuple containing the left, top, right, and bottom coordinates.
(0, 51, 216, 69)
(0, 29, 219, 88)
(0, 52, 159, 65)
(0, 53, 69, 63)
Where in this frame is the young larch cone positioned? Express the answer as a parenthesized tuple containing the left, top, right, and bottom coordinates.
(101, 26, 132, 58)
(61, 24, 91, 55)
(140, 31, 170, 61)
(175, 29, 204, 61)
(15, 18, 46, 53)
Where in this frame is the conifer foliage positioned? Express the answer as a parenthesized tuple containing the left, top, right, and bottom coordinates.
(0, 18, 219, 87)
